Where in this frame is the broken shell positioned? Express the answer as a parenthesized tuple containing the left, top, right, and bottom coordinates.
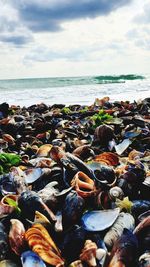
(9, 219, 25, 255)
(71, 172, 96, 198)
(34, 211, 50, 226)
(81, 208, 120, 232)
(80, 240, 97, 267)
(115, 139, 132, 155)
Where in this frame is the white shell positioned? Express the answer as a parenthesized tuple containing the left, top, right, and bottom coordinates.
(81, 208, 120, 231)
(115, 139, 132, 155)
(104, 212, 135, 249)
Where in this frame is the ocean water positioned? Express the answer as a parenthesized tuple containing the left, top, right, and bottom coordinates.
(0, 74, 149, 107)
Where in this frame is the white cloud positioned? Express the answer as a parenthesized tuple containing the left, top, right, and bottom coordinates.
(0, 0, 149, 78)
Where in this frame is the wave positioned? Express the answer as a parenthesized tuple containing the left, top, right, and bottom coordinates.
(94, 74, 145, 84)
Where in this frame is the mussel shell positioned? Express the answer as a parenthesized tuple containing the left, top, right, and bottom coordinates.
(62, 191, 85, 230)
(81, 208, 120, 232)
(93, 164, 116, 188)
(61, 225, 86, 263)
(131, 200, 150, 220)
(21, 251, 46, 267)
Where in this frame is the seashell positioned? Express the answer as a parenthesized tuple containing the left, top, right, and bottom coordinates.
(94, 125, 114, 147)
(128, 149, 144, 160)
(29, 157, 52, 168)
(18, 191, 56, 223)
(96, 248, 107, 266)
(108, 229, 138, 267)
(133, 215, 150, 235)
(24, 168, 43, 184)
(94, 152, 119, 166)
(123, 130, 141, 139)
(93, 164, 116, 188)
(131, 200, 150, 220)
(0, 195, 18, 218)
(25, 223, 64, 266)
(37, 181, 59, 209)
(21, 251, 46, 267)
(104, 212, 135, 249)
(0, 260, 18, 267)
(105, 117, 123, 125)
(50, 146, 95, 181)
(73, 145, 94, 161)
(10, 167, 27, 194)
(62, 191, 85, 230)
(109, 186, 124, 201)
(34, 211, 50, 226)
(138, 252, 150, 267)
(9, 219, 25, 255)
(138, 210, 150, 222)
(0, 222, 9, 261)
(37, 144, 52, 157)
(55, 211, 63, 232)
(95, 191, 112, 209)
(115, 138, 132, 155)
(80, 240, 97, 267)
(69, 260, 83, 267)
(71, 172, 96, 198)
(2, 134, 15, 145)
(81, 208, 120, 232)
(73, 138, 88, 148)
(61, 225, 86, 263)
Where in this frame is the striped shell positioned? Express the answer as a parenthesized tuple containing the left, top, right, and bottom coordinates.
(25, 223, 64, 266)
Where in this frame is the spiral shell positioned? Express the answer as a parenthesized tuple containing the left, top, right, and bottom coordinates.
(109, 186, 124, 201)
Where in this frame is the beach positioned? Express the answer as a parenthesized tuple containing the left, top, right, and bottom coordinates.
(0, 96, 149, 266)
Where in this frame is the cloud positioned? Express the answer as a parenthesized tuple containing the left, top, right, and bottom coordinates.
(0, 33, 33, 46)
(11, 0, 132, 32)
(126, 26, 150, 50)
(134, 3, 150, 24)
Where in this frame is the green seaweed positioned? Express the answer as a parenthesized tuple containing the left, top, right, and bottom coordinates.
(0, 153, 21, 174)
(61, 107, 71, 114)
(5, 197, 21, 214)
(91, 109, 113, 128)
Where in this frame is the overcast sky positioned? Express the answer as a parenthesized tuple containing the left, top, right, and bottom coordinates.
(0, 0, 149, 79)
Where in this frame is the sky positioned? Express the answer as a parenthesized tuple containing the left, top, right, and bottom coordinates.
(0, 0, 150, 79)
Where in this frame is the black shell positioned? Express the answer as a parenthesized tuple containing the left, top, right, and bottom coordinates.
(62, 191, 85, 230)
(61, 225, 86, 263)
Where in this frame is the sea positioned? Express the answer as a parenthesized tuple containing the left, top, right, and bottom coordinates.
(0, 74, 149, 107)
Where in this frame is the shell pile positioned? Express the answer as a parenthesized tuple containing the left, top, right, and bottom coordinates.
(0, 97, 149, 266)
